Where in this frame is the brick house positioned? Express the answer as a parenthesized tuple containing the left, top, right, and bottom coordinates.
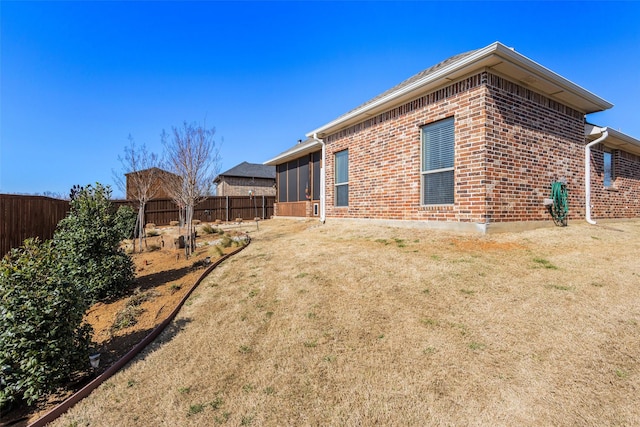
(265, 42, 640, 232)
(214, 162, 276, 197)
(125, 167, 180, 200)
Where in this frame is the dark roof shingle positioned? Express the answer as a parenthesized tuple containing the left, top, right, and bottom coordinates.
(215, 162, 275, 181)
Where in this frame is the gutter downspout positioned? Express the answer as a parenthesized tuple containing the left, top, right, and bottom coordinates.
(585, 129, 608, 225)
(313, 133, 326, 223)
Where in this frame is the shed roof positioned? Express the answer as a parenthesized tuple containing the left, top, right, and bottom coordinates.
(215, 162, 275, 182)
(307, 41, 613, 139)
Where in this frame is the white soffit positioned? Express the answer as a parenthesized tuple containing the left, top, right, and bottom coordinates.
(308, 42, 613, 138)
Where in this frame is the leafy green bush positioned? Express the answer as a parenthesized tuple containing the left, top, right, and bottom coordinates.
(54, 183, 135, 303)
(0, 239, 92, 408)
(114, 204, 137, 241)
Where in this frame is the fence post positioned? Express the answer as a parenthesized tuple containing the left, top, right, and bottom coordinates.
(226, 196, 229, 223)
(262, 195, 265, 219)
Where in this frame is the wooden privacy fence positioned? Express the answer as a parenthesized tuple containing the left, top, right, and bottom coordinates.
(113, 195, 275, 226)
(2, 195, 274, 256)
(1, 194, 70, 256)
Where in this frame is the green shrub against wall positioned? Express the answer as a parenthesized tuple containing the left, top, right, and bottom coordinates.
(0, 239, 92, 408)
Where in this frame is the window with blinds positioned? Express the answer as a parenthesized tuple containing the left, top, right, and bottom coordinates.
(335, 150, 349, 207)
(421, 117, 454, 205)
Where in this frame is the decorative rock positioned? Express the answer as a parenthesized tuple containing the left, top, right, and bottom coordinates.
(145, 223, 156, 229)
(192, 219, 201, 225)
(169, 221, 179, 226)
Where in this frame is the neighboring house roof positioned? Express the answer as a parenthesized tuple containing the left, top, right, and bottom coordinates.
(307, 41, 614, 139)
(125, 167, 177, 177)
(586, 124, 640, 156)
(214, 162, 276, 183)
(264, 139, 322, 166)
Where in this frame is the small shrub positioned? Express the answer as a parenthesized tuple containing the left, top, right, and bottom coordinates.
(127, 288, 158, 306)
(147, 244, 161, 252)
(201, 224, 220, 235)
(111, 305, 144, 331)
(219, 236, 233, 248)
(111, 289, 156, 331)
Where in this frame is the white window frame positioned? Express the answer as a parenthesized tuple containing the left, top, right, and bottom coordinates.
(335, 149, 349, 207)
(421, 117, 455, 205)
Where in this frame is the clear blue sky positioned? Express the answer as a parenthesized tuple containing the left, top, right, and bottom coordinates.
(2, 1, 639, 198)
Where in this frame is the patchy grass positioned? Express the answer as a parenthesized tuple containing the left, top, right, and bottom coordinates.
(533, 257, 559, 269)
(52, 219, 640, 426)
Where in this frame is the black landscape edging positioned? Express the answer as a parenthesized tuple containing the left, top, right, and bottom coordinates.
(28, 236, 251, 427)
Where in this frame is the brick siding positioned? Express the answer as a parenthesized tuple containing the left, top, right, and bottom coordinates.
(590, 146, 640, 219)
(217, 177, 276, 197)
(320, 71, 640, 226)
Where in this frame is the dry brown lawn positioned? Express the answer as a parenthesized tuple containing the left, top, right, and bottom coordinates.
(51, 219, 640, 426)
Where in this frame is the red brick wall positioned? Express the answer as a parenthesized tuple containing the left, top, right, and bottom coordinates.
(590, 147, 640, 219)
(483, 74, 586, 222)
(322, 71, 599, 226)
(324, 73, 488, 223)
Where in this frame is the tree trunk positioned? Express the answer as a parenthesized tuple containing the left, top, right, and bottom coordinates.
(184, 204, 194, 258)
(138, 203, 146, 253)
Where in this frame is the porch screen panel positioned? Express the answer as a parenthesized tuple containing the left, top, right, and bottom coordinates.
(312, 151, 321, 200)
(287, 160, 298, 202)
(298, 159, 309, 201)
(422, 117, 454, 205)
(277, 164, 287, 202)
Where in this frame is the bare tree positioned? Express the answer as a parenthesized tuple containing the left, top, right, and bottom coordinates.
(113, 135, 161, 252)
(161, 121, 221, 257)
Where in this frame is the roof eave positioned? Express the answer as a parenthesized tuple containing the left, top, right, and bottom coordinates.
(586, 124, 640, 156)
(307, 42, 613, 138)
(264, 140, 322, 166)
